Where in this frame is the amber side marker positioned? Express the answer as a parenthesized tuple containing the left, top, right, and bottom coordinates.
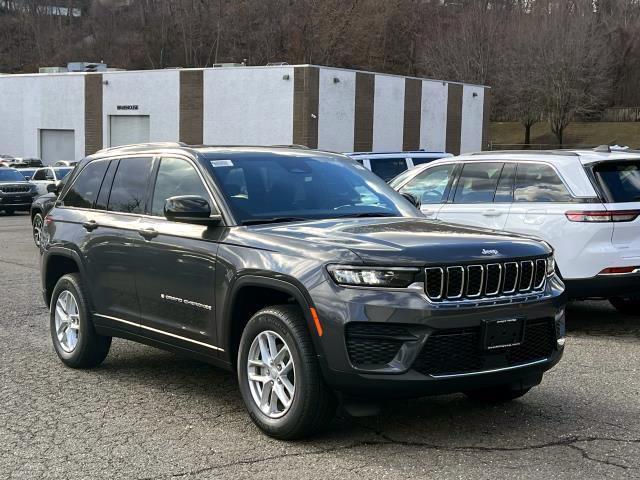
(310, 307, 323, 337)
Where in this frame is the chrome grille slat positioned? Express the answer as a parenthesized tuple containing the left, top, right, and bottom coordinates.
(446, 266, 465, 299)
(425, 257, 548, 303)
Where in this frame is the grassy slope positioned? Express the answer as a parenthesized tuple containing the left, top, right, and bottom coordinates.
(490, 122, 640, 148)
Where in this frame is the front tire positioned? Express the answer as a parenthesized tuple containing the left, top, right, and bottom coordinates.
(32, 212, 44, 247)
(50, 273, 111, 368)
(609, 296, 640, 315)
(464, 385, 531, 403)
(237, 305, 336, 439)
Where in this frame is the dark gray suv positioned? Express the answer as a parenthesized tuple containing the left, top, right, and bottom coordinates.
(40, 143, 566, 439)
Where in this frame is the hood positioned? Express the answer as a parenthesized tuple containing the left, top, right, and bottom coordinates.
(250, 217, 551, 265)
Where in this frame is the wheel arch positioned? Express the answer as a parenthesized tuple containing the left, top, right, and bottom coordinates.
(43, 248, 89, 307)
(222, 275, 320, 368)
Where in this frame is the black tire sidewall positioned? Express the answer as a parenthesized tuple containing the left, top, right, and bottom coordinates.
(237, 309, 313, 435)
(50, 273, 94, 367)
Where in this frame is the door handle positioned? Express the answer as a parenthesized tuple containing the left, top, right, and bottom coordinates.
(138, 228, 158, 240)
(82, 220, 99, 232)
(482, 209, 502, 217)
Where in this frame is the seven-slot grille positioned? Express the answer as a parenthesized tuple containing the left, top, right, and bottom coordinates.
(425, 258, 547, 302)
(0, 185, 31, 193)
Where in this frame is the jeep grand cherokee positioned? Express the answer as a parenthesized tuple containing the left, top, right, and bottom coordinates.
(40, 143, 566, 439)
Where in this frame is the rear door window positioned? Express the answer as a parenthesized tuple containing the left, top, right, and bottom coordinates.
(63, 161, 110, 209)
(593, 161, 640, 203)
(107, 157, 153, 214)
(369, 158, 408, 182)
(453, 163, 503, 204)
(514, 163, 573, 202)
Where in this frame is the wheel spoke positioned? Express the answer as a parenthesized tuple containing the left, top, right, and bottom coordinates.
(269, 385, 279, 413)
(68, 314, 80, 330)
(248, 373, 270, 384)
(260, 381, 273, 412)
(280, 359, 293, 375)
(273, 346, 288, 365)
(267, 333, 278, 360)
(56, 321, 68, 336)
(258, 335, 271, 364)
(248, 359, 266, 368)
(274, 383, 291, 408)
(281, 377, 294, 396)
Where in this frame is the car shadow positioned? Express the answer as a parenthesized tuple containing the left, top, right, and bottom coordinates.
(565, 300, 640, 338)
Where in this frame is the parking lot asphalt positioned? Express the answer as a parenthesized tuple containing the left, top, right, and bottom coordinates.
(1, 213, 639, 479)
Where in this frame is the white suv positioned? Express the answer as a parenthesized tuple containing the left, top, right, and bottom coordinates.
(390, 147, 640, 312)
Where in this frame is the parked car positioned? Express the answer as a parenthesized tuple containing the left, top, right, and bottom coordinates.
(54, 160, 79, 167)
(389, 147, 640, 312)
(0, 168, 39, 214)
(10, 158, 44, 168)
(30, 166, 73, 195)
(40, 143, 565, 439)
(346, 150, 453, 182)
(19, 168, 38, 180)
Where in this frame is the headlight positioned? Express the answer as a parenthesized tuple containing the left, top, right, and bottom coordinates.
(327, 265, 419, 288)
(546, 256, 556, 277)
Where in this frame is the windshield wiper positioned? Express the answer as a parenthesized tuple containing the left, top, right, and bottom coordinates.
(241, 217, 308, 226)
(335, 212, 399, 218)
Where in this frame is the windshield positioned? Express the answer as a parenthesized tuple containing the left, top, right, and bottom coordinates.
(593, 161, 640, 203)
(56, 168, 73, 179)
(0, 169, 27, 182)
(205, 152, 418, 224)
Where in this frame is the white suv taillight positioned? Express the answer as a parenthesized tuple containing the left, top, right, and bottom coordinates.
(565, 210, 640, 223)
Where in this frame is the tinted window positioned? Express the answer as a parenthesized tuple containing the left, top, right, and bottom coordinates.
(593, 161, 640, 203)
(108, 157, 153, 214)
(0, 169, 27, 182)
(494, 163, 516, 203)
(44, 169, 55, 180)
(454, 163, 502, 204)
(63, 161, 110, 209)
(514, 163, 573, 202)
(399, 164, 455, 204)
(56, 168, 73, 179)
(95, 160, 119, 211)
(369, 158, 408, 182)
(151, 158, 210, 216)
(32, 169, 46, 181)
(207, 154, 416, 224)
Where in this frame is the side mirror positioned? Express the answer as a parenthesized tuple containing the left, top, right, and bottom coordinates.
(164, 195, 222, 225)
(46, 183, 59, 194)
(401, 192, 421, 209)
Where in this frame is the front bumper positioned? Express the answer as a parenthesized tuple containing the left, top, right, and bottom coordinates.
(565, 272, 640, 299)
(0, 193, 36, 210)
(309, 275, 566, 398)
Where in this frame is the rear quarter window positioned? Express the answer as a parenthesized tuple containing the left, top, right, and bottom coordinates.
(592, 161, 640, 203)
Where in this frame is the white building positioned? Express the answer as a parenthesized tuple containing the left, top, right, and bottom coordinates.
(0, 65, 490, 164)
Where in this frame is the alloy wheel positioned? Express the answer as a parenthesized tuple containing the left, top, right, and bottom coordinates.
(33, 214, 43, 247)
(247, 330, 296, 418)
(54, 290, 81, 353)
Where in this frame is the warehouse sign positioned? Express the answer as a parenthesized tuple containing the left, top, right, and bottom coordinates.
(117, 105, 139, 110)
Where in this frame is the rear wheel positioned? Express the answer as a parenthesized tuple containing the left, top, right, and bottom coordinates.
(237, 305, 336, 439)
(609, 296, 640, 315)
(32, 212, 44, 246)
(50, 273, 111, 368)
(464, 385, 531, 403)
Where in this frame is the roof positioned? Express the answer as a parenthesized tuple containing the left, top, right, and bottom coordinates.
(0, 64, 490, 89)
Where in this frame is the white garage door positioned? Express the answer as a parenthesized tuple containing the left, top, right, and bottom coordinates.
(40, 129, 75, 165)
(109, 115, 150, 147)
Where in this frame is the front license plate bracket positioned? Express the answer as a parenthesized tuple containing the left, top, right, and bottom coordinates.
(482, 318, 524, 350)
